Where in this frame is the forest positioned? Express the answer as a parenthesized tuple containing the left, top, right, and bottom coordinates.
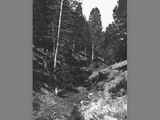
(32, 0, 127, 120)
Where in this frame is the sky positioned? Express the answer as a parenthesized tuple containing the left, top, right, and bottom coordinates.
(81, 0, 118, 31)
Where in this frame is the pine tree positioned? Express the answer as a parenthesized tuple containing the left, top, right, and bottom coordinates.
(33, 0, 90, 90)
(72, 3, 90, 54)
(101, 0, 127, 65)
(113, 0, 127, 61)
(89, 7, 102, 61)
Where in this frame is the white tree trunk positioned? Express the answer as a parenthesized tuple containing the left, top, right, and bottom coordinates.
(53, 0, 64, 69)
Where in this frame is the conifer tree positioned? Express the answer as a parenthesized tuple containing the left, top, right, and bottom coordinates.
(89, 7, 102, 61)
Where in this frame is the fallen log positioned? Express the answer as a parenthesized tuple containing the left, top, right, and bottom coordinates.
(110, 60, 127, 70)
(33, 69, 50, 77)
(88, 60, 127, 80)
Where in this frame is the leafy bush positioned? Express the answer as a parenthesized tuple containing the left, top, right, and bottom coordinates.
(32, 89, 74, 120)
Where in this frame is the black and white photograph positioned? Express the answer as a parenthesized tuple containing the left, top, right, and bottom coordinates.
(32, 0, 127, 120)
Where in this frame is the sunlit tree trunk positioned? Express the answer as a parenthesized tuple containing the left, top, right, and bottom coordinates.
(53, 0, 64, 69)
(91, 40, 94, 61)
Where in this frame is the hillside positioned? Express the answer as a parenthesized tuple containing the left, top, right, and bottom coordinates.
(33, 61, 127, 120)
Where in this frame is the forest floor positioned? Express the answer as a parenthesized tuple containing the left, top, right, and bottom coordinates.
(33, 61, 127, 120)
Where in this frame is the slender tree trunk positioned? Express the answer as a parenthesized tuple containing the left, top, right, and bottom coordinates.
(72, 40, 75, 52)
(84, 47, 87, 57)
(53, 0, 64, 69)
(91, 40, 94, 61)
